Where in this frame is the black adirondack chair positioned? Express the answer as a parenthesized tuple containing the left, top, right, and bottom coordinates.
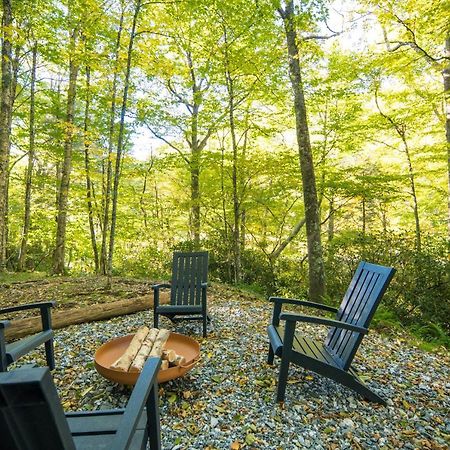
(0, 357, 162, 450)
(267, 261, 395, 405)
(0, 301, 55, 372)
(153, 251, 209, 337)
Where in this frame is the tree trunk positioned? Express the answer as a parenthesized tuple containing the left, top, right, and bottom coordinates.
(327, 196, 334, 242)
(402, 135, 421, 251)
(52, 29, 79, 274)
(0, 0, 13, 270)
(190, 104, 201, 248)
(374, 89, 421, 251)
(18, 43, 38, 271)
(107, 0, 142, 286)
(224, 34, 241, 284)
(100, 5, 124, 275)
(444, 35, 450, 240)
(83, 66, 99, 272)
(278, 1, 325, 301)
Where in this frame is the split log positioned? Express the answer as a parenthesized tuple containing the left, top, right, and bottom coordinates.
(129, 328, 159, 373)
(172, 355, 186, 367)
(162, 349, 177, 364)
(160, 360, 169, 370)
(149, 329, 171, 357)
(110, 326, 149, 371)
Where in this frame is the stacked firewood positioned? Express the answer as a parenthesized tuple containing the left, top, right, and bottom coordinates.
(110, 326, 185, 372)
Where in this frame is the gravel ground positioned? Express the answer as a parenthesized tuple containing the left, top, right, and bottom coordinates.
(13, 291, 450, 450)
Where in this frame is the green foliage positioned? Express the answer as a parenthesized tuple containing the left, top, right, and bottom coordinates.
(325, 231, 450, 333)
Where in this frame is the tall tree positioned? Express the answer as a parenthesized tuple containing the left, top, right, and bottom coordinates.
(100, 1, 124, 275)
(0, 0, 13, 269)
(52, 20, 80, 274)
(18, 43, 38, 271)
(277, 0, 325, 301)
(107, 0, 142, 285)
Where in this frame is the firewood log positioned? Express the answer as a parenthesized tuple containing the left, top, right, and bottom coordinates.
(161, 360, 169, 370)
(172, 354, 186, 366)
(162, 349, 177, 364)
(110, 326, 149, 371)
(149, 329, 171, 357)
(129, 328, 160, 372)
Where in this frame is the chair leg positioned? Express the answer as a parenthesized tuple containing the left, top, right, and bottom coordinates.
(45, 339, 55, 370)
(202, 314, 207, 337)
(146, 379, 161, 450)
(276, 320, 296, 403)
(267, 345, 274, 365)
(339, 371, 387, 405)
(153, 312, 159, 329)
(276, 353, 291, 402)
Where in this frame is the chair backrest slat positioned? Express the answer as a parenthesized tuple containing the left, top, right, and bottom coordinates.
(325, 262, 395, 370)
(171, 252, 208, 306)
(0, 367, 75, 450)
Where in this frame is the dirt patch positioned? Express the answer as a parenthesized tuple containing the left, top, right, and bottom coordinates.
(0, 276, 166, 338)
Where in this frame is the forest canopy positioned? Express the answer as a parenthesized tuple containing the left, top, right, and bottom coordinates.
(0, 0, 449, 339)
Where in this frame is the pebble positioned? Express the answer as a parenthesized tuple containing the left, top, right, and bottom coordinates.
(12, 288, 450, 449)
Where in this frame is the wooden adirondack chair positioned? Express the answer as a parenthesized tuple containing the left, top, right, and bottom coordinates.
(0, 357, 162, 450)
(267, 261, 395, 405)
(0, 301, 55, 372)
(153, 251, 209, 337)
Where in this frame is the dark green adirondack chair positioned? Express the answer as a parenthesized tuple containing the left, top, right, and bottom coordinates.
(153, 251, 209, 337)
(0, 301, 55, 372)
(0, 358, 162, 450)
(267, 261, 395, 404)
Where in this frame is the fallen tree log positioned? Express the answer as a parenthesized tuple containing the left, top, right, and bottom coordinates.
(4, 292, 169, 340)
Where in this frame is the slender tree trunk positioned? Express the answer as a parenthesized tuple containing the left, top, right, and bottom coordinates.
(444, 35, 450, 240)
(83, 66, 99, 272)
(362, 196, 366, 236)
(139, 159, 153, 229)
(374, 90, 421, 251)
(400, 134, 421, 251)
(278, 1, 325, 301)
(327, 196, 334, 242)
(0, 0, 13, 270)
(100, 6, 124, 275)
(185, 50, 206, 249)
(52, 29, 79, 274)
(18, 43, 38, 271)
(107, 0, 142, 286)
(223, 33, 241, 283)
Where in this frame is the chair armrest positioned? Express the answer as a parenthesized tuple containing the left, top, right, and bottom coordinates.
(111, 357, 161, 450)
(0, 320, 10, 330)
(152, 283, 171, 291)
(279, 312, 368, 335)
(0, 301, 56, 315)
(152, 284, 171, 308)
(269, 297, 337, 313)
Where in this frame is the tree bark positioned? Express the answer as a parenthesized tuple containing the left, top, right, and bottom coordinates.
(223, 29, 241, 284)
(374, 89, 421, 251)
(444, 35, 450, 240)
(52, 28, 79, 274)
(107, 0, 142, 286)
(83, 66, 99, 272)
(100, 5, 124, 275)
(278, 1, 325, 301)
(188, 54, 202, 248)
(18, 43, 38, 271)
(0, 0, 13, 270)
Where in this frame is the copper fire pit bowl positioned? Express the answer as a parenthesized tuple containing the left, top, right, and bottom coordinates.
(94, 332, 200, 385)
